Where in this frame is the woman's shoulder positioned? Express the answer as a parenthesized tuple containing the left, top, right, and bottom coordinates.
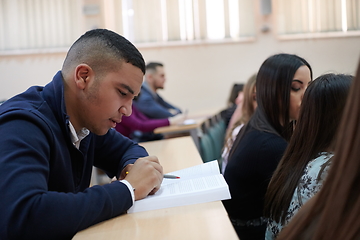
(232, 128, 287, 160)
(244, 126, 282, 140)
(304, 152, 333, 179)
(235, 128, 287, 165)
(307, 152, 333, 168)
(245, 128, 287, 151)
(294, 152, 333, 206)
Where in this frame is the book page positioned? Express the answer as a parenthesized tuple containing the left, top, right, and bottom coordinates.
(127, 160, 231, 214)
(162, 160, 220, 186)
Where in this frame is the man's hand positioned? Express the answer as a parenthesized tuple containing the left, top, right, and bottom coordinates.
(124, 156, 163, 200)
(168, 113, 185, 126)
(168, 108, 181, 115)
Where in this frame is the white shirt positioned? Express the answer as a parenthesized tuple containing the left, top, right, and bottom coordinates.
(68, 121, 89, 149)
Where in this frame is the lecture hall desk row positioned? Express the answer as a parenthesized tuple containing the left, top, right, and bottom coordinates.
(73, 136, 238, 240)
(153, 113, 211, 151)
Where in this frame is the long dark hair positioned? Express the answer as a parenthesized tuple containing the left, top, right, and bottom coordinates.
(277, 60, 360, 240)
(229, 53, 312, 159)
(264, 73, 353, 224)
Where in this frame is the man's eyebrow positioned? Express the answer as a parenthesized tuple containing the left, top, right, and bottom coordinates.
(120, 83, 134, 95)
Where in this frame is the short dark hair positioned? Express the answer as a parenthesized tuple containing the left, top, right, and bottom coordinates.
(146, 62, 164, 72)
(62, 29, 145, 76)
(227, 83, 244, 106)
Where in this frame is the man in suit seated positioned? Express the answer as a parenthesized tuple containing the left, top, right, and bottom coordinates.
(134, 62, 182, 119)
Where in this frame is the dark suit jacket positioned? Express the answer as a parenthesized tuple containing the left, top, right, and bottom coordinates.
(134, 82, 182, 119)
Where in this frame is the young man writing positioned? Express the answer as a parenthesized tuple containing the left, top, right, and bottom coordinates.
(0, 29, 163, 239)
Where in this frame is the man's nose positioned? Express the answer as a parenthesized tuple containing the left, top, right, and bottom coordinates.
(120, 100, 133, 116)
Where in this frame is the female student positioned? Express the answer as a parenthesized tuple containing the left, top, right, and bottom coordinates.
(221, 74, 257, 173)
(221, 83, 244, 128)
(264, 73, 353, 239)
(276, 60, 360, 240)
(222, 53, 312, 240)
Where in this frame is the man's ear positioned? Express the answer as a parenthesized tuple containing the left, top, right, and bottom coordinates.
(74, 64, 93, 90)
(147, 73, 155, 83)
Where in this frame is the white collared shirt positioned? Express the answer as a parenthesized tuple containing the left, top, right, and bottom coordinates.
(68, 121, 89, 149)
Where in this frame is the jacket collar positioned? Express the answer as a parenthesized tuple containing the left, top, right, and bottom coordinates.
(42, 71, 70, 132)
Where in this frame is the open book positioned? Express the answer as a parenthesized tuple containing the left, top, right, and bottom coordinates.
(127, 160, 231, 213)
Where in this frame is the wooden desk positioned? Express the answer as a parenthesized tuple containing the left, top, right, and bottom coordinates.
(74, 136, 238, 240)
(140, 134, 203, 171)
(154, 122, 199, 135)
(154, 117, 207, 151)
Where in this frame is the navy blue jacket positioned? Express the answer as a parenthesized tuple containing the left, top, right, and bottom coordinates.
(0, 71, 148, 239)
(134, 82, 181, 119)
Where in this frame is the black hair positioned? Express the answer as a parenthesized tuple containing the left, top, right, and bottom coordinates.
(227, 83, 244, 106)
(146, 62, 164, 72)
(62, 29, 145, 75)
(264, 73, 353, 224)
(253, 53, 312, 140)
(229, 53, 312, 159)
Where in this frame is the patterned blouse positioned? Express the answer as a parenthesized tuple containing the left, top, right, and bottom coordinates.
(265, 152, 333, 240)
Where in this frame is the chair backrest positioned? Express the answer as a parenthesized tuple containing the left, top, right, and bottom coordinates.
(208, 119, 226, 160)
(199, 115, 227, 163)
(199, 133, 217, 163)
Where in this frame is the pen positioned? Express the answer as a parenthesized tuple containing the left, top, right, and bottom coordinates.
(163, 174, 180, 179)
(126, 171, 180, 179)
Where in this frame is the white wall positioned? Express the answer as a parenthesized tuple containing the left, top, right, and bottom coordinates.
(0, 52, 66, 101)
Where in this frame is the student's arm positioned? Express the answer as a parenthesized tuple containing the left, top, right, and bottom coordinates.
(93, 128, 149, 177)
(157, 95, 182, 114)
(119, 111, 170, 133)
(135, 90, 180, 118)
(136, 98, 175, 118)
(0, 112, 159, 239)
(94, 129, 164, 199)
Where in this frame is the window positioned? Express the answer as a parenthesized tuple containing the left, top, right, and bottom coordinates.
(276, 0, 360, 36)
(0, 0, 80, 52)
(118, 0, 256, 44)
(205, 0, 225, 39)
(0, 0, 255, 52)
